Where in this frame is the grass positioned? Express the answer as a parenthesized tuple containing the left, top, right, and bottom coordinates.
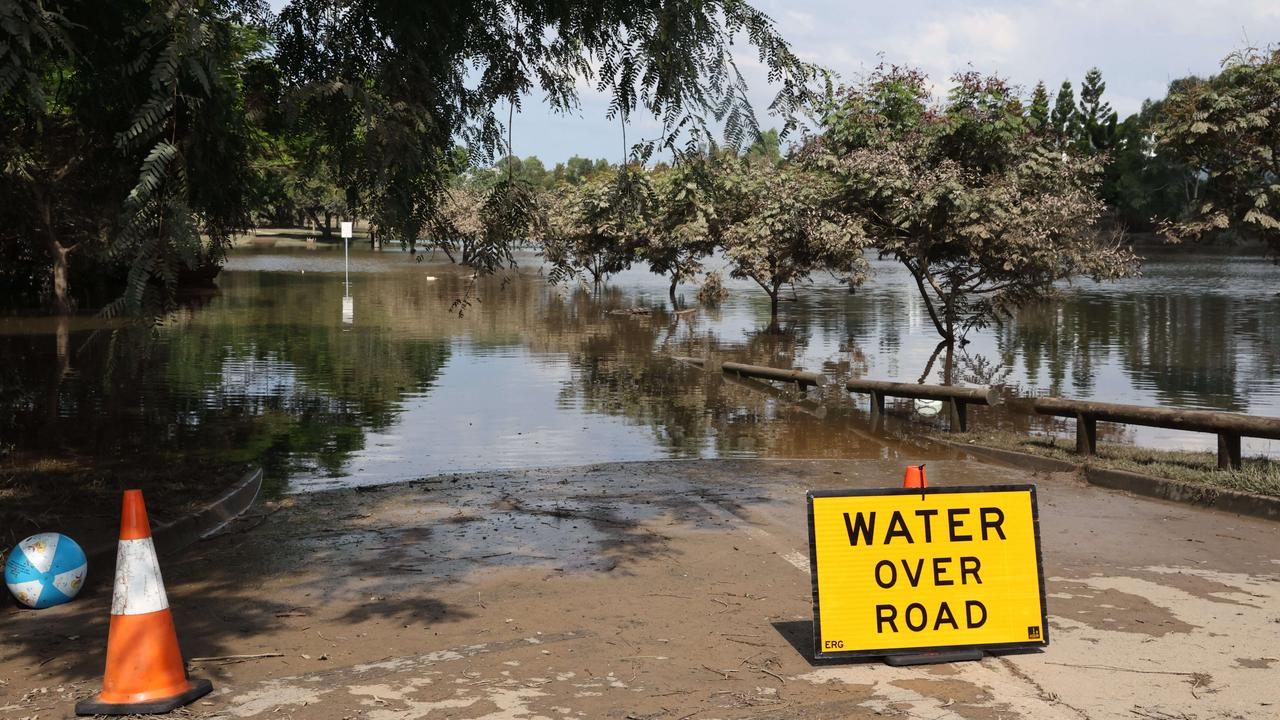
(955, 430, 1280, 499)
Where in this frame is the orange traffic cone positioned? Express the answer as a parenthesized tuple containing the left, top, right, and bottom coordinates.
(75, 490, 211, 716)
(903, 464, 928, 489)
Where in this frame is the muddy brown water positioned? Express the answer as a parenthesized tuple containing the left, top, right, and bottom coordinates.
(1, 246, 1277, 497)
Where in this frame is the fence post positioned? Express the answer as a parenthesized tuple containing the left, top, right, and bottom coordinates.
(948, 399, 968, 432)
(869, 390, 886, 418)
(1217, 433, 1242, 471)
(1075, 412, 1097, 455)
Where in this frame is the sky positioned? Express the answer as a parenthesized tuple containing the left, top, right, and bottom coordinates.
(512, 0, 1280, 164)
(269, 1, 1280, 165)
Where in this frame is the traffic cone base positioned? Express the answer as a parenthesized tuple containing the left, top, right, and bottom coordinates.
(75, 677, 211, 715)
(75, 490, 211, 716)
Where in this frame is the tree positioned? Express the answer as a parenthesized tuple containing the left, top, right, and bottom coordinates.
(274, 0, 816, 275)
(1050, 80, 1079, 150)
(1028, 82, 1051, 132)
(2, 0, 815, 314)
(813, 67, 1139, 346)
(552, 156, 610, 186)
(1077, 67, 1117, 152)
(719, 159, 865, 330)
(745, 128, 783, 164)
(1103, 93, 1198, 232)
(1, 0, 265, 315)
(543, 166, 652, 287)
(1155, 47, 1280, 258)
(641, 158, 722, 305)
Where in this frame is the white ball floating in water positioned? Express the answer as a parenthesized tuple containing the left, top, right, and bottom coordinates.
(914, 399, 944, 418)
(5, 533, 88, 609)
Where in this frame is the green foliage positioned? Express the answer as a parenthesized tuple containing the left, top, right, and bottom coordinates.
(812, 66, 1138, 342)
(273, 0, 815, 267)
(1103, 95, 1198, 232)
(552, 156, 613, 186)
(1077, 67, 1117, 152)
(543, 165, 654, 286)
(642, 157, 723, 302)
(1, 0, 265, 314)
(745, 128, 783, 164)
(3, 0, 814, 314)
(718, 157, 866, 328)
(1028, 82, 1050, 132)
(1154, 47, 1280, 257)
(1050, 80, 1078, 150)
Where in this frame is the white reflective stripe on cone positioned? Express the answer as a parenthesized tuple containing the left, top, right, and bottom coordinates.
(110, 537, 170, 615)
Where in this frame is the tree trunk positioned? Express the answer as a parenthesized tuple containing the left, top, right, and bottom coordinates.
(50, 243, 72, 314)
(37, 192, 75, 315)
(905, 259, 950, 342)
(669, 275, 679, 308)
(55, 315, 72, 379)
(767, 287, 780, 332)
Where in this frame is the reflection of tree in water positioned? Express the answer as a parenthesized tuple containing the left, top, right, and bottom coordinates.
(535, 296, 879, 459)
(0, 271, 452, 481)
(999, 291, 1280, 412)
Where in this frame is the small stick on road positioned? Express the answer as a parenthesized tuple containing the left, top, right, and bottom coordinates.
(1044, 662, 1199, 676)
(189, 653, 284, 664)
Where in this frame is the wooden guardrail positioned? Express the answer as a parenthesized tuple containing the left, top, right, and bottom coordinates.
(672, 357, 825, 388)
(1033, 397, 1280, 470)
(845, 379, 999, 432)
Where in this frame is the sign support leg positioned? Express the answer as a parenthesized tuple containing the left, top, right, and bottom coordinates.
(885, 650, 984, 666)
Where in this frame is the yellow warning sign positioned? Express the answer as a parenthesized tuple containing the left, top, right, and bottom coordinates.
(807, 485, 1047, 659)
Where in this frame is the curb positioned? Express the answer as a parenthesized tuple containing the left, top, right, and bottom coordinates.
(86, 466, 264, 568)
(942, 440, 1280, 522)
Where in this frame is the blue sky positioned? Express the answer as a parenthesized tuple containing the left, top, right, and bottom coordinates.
(269, 1, 1280, 165)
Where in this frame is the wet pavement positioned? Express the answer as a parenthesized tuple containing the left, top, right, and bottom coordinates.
(2, 457, 1278, 719)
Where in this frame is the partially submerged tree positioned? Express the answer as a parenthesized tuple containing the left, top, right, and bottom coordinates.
(813, 67, 1138, 345)
(543, 166, 653, 288)
(719, 159, 865, 330)
(642, 158, 722, 306)
(1154, 46, 1280, 258)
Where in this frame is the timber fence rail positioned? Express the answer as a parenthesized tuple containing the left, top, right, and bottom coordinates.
(672, 356, 1277, 472)
(845, 378, 1000, 432)
(672, 356, 826, 388)
(1033, 397, 1280, 470)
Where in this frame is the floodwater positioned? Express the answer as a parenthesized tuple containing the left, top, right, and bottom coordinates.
(1, 244, 1276, 492)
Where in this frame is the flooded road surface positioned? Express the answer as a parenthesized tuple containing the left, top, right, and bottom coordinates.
(3, 459, 1277, 719)
(1, 245, 1277, 492)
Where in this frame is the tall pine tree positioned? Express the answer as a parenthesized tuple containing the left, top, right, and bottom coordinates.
(1028, 81, 1051, 132)
(1077, 67, 1118, 152)
(1050, 80, 1078, 150)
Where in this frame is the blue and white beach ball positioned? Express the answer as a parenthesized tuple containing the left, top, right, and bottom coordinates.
(4, 533, 88, 609)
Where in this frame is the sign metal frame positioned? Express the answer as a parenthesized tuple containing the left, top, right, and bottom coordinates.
(806, 484, 1049, 661)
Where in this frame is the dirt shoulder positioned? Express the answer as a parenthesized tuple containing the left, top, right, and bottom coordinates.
(2, 458, 1278, 719)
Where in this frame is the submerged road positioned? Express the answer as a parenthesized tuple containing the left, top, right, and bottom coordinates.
(2, 458, 1278, 719)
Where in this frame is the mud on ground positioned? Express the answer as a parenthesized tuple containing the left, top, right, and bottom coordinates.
(2, 458, 1278, 719)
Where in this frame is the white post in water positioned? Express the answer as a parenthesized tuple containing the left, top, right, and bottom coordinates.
(341, 221, 354, 324)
